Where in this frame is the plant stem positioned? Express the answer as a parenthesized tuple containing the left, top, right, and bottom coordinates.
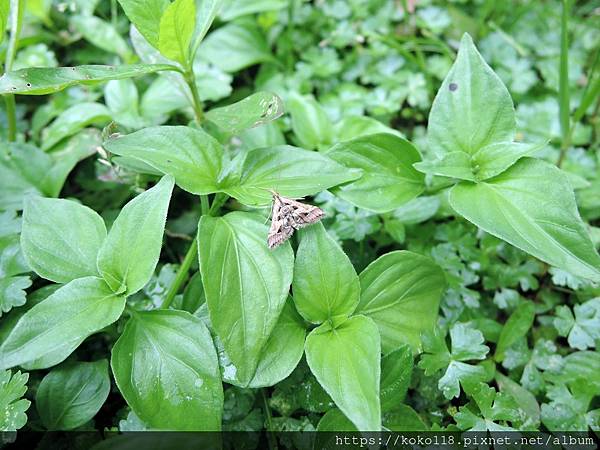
(3, 0, 24, 142)
(161, 195, 211, 309)
(184, 67, 204, 123)
(111, 0, 118, 28)
(557, 0, 571, 168)
(261, 389, 278, 450)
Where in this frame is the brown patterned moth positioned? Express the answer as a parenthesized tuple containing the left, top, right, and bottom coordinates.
(267, 190, 324, 249)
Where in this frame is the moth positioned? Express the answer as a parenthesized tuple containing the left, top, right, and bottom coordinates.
(267, 191, 324, 249)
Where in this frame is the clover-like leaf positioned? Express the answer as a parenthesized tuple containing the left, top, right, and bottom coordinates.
(0, 370, 31, 431)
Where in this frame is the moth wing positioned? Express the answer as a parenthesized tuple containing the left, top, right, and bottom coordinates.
(268, 222, 294, 249)
(282, 198, 324, 227)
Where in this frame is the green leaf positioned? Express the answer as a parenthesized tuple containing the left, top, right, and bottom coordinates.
(327, 133, 425, 213)
(455, 382, 520, 431)
(199, 18, 273, 72)
(112, 310, 223, 431)
(449, 158, 600, 282)
(354, 251, 446, 353)
(495, 301, 535, 361)
(21, 196, 107, 283)
(0, 276, 31, 317)
(104, 127, 222, 195)
(306, 315, 381, 431)
(413, 152, 475, 181)
(117, 0, 170, 47)
(220, 0, 286, 21)
(554, 298, 600, 350)
(206, 92, 284, 135)
(428, 33, 515, 156)
(191, 0, 221, 54)
(380, 344, 413, 412)
(0, 64, 177, 95)
(97, 175, 174, 295)
(419, 323, 489, 399)
(36, 360, 110, 430)
(41, 103, 110, 150)
(221, 145, 361, 206)
(198, 212, 294, 386)
(158, 0, 196, 66)
(287, 93, 333, 150)
(71, 15, 132, 60)
(316, 408, 356, 431)
(247, 300, 306, 388)
(292, 222, 360, 323)
(0, 370, 31, 431)
(470, 141, 547, 181)
(496, 372, 540, 428)
(384, 404, 428, 431)
(0, 277, 125, 370)
(334, 115, 403, 142)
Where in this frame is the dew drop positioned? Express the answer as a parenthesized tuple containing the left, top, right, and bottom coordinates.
(449, 83, 458, 92)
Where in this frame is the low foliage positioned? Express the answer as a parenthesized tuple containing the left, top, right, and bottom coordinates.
(0, 0, 599, 437)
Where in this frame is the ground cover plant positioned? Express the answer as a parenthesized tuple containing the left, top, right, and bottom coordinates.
(0, 0, 599, 441)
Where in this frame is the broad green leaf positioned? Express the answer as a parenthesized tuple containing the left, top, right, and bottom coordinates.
(384, 404, 428, 431)
(198, 212, 294, 386)
(293, 222, 360, 323)
(0, 370, 30, 431)
(220, 0, 286, 21)
(316, 408, 356, 431)
(205, 92, 284, 135)
(306, 315, 381, 431)
(71, 15, 132, 60)
(428, 33, 515, 156)
(449, 158, 600, 282)
(105, 79, 145, 128)
(287, 93, 333, 150)
(191, 0, 221, 54)
(111, 310, 223, 430)
(36, 360, 110, 430)
(327, 133, 425, 213)
(0, 142, 47, 210)
(495, 301, 535, 361)
(0, 64, 177, 95)
(248, 300, 306, 388)
(0, 276, 31, 317)
(117, 0, 170, 47)
(413, 152, 475, 181)
(104, 127, 222, 195)
(199, 18, 273, 72)
(41, 102, 110, 150)
(0, 277, 125, 370)
(21, 196, 106, 283)
(237, 122, 285, 151)
(380, 344, 413, 412)
(158, 0, 196, 66)
(334, 115, 403, 142)
(470, 141, 547, 181)
(40, 129, 101, 197)
(221, 145, 361, 206)
(97, 175, 174, 295)
(355, 251, 446, 353)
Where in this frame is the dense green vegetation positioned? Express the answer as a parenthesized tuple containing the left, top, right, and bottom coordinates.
(0, 0, 599, 438)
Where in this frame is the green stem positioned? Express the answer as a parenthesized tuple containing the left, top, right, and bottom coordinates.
(3, 0, 24, 142)
(111, 0, 118, 28)
(557, 0, 571, 168)
(261, 389, 277, 450)
(161, 195, 211, 309)
(184, 67, 204, 123)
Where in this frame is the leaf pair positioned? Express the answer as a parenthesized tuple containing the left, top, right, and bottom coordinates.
(103, 124, 361, 206)
(417, 33, 600, 282)
(0, 176, 174, 370)
(294, 224, 445, 430)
